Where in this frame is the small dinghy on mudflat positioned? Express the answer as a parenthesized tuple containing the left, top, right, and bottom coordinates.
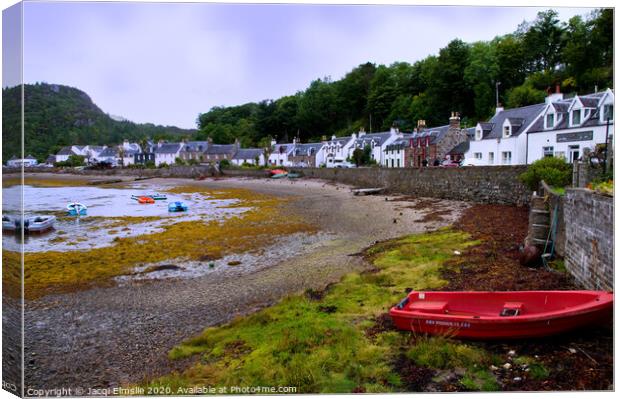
(148, 193, 167, 200)
(168, 201, 188, 212)
(67, 202, 87, 216)
(390, 290, 613, 339)
(2, 215, 56, 233)
(131, 195, 155, 204)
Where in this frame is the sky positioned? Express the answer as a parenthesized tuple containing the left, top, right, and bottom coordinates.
(2, 1, 602, 129)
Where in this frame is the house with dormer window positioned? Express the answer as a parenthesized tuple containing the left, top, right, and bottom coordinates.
(526, 88, 614, 163)
(347, 127, 401, 166)
(465, 102, 547, 165)
(289, 142, 325, 167)
(317, 135, 356, 167)
(466, 87, 614, 165)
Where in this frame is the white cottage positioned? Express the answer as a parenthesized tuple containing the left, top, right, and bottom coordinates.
(318, 135, 356, 168)
(231, 148, 266, 166)
(525, 89, 614, 163)
(154, 143, 183, 166)
(465, 103, 546, 165)
(466, 88, 614, 165)
(268, 139, 297, 167)
(346, 127, 401, 166)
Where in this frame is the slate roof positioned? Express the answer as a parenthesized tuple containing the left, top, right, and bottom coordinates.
(448, 141, 470, 155)
(57, 146, 76, 155)
(25, 154, 36, 160)
(88, 145, 105, 153)
(99, 147, 119, 157)
(182, 141, 209, 153)
(478, 103, 546, 140)
(293, 143, 324, 156)
(528, 91, 613, 134)
(353, 132, 393, 147)
(154, 143, 182, 154)
(272, 143, 296, 156)
(385, 134, 413, 150)
(232, 148, 264, 160)
(204, 143, 237, 155)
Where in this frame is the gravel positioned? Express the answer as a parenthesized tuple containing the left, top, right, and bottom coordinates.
(22, 176, 469, 391)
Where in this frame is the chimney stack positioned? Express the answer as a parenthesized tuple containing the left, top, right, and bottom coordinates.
(417, 120, 426, 132)
(545, 84, 563, 104)
(449, 112, 461, 129)
(495, 104, 504, 116)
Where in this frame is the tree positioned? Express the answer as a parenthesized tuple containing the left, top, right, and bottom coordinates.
(464, 41, 499, 120)
(522, 10, 566, 72)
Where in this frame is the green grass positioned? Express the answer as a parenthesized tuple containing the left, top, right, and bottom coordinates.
(147, 229, 493, 393)
(550, 187, 566, 196)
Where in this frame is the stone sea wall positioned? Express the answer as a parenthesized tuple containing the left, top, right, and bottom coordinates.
(296, 166, 531, 205)
(563, 189, 614, 290)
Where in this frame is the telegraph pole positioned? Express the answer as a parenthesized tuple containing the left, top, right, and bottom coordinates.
(495, 81, 501, 107)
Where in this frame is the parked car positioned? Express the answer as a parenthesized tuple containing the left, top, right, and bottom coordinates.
(333, 160, 356, 168)
(441, 159, 460, 168)
(460, 158, 486, 166)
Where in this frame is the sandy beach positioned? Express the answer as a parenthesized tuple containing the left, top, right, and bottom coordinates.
(16, 174, 470, 390)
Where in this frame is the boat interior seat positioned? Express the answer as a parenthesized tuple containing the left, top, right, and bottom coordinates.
(409, 301, 448, 314)
(500, 302, 524, 317)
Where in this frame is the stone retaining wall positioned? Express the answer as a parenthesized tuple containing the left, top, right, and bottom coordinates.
(563, 188, 614, 290)
(298, 166, 531, 205)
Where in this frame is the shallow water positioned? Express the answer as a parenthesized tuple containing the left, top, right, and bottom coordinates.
(2, 184, 249, 252)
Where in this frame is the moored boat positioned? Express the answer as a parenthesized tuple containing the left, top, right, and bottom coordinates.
(271, 172, 288, 179)
(67, 202, 87, 216)
(269, 169, 287, 176)
(148, 193, 167, 200)
(168, 201, 188, 212)
(287, 172, 301, 179)
(131, 195, 155, 204)
(2, 215, 56, 233)
(389, 290, 613, 339)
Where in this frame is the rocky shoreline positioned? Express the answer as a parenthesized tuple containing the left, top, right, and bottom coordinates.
(21, 175, 468, 391)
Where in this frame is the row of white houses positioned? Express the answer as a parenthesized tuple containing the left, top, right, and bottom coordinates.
(42, 88, 614, 169)
(466, 88, 614, 165)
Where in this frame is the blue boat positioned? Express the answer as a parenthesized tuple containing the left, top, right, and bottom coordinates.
(168, 201, 188, 212)
(67, 202, 87, 216)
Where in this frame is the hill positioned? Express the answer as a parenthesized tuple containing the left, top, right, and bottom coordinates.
(2, 83, 197, 162)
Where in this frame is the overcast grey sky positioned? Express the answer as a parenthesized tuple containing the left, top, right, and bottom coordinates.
(4, 1, 598, 128)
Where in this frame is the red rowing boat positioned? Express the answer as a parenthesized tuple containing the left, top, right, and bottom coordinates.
(389, 290, 613, 339)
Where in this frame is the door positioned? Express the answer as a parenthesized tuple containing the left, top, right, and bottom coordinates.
(569, 145, 580, 162)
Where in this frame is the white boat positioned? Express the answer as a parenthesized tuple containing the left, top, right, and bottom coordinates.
(2, 215, 56, 233)
(67, 202, 87, 216)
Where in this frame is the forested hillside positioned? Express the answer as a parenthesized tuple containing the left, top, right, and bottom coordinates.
(196, 9, 613, 146)
(2, 83, 196, 162)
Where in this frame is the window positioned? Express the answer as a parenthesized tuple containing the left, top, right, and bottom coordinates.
(501, 151, 512, 164)
(397, 159, 400, 168)
(543, 146, 554, 157)
(603, 104, 614, 121)
(391, 159, 394, 168)
(475, 129, 482, 140)
(488, 152, 494, 164)
(572, 109, 581, 126)
(554, 151, 566, 159)
(503, 125, 511, 138)
(385, 160, 388, 167)
(545, 113, 555, 129)
(474, 152, 482, 160)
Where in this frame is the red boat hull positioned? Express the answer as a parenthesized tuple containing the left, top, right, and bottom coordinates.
(389, 290, 613, 339)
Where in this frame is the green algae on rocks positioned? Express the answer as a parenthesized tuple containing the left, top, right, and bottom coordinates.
(146, 229, 500, 393)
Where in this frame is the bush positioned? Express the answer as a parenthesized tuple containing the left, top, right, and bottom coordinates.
(158, 162, 169, 169)
(219, 159, 230, 168)
(145, 161, 156, 169)
(519, 157, 572, 190)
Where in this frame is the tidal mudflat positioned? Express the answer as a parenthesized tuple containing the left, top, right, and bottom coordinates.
(5, 173, 468, 391)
